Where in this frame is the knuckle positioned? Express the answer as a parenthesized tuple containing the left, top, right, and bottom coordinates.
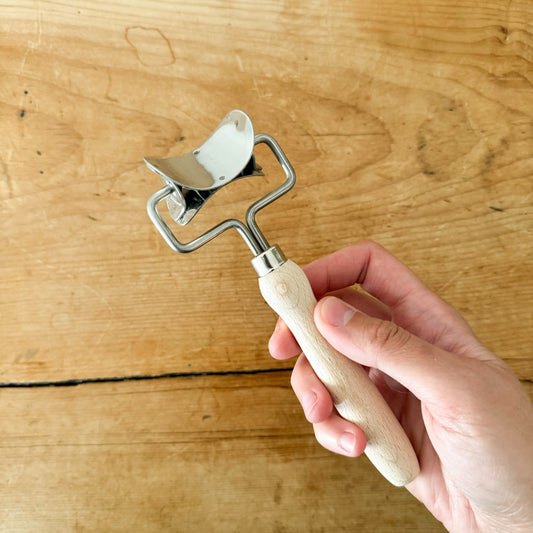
(367, 319, 411, 352)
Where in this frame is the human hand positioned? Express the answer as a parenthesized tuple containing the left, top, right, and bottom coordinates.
(269, 241, 533, 533)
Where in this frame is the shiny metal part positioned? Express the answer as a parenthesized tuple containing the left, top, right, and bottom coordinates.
(146, 185, 264, 255)
(245, 134, 295, 252)
(145, 110, 263, 225)
(251, 245, 287, 277)
(146, 110, 296, 258)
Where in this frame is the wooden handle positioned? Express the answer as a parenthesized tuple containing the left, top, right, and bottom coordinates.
(259, 260, 420, 486)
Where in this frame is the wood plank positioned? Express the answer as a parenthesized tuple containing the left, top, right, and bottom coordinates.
(0, 373, 446, 532)
(1, 0, 531, 383)
(0, 1, 531, 531)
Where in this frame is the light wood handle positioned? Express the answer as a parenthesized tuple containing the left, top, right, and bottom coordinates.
(259, 259, 420, 486)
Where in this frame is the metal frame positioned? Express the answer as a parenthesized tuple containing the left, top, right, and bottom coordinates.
(146, 133, 295, 257)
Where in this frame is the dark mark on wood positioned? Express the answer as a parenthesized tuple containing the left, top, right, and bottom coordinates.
(0, 367, 294, 388)
(14, 348, 39, 364)
(489, 206, 504, 212)
(19, 109, 25, 118)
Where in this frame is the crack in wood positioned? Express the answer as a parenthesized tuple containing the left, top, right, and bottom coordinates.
(0, 367, 294, 388)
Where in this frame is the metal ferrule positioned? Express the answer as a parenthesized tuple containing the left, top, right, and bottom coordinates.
(251, 245, 287, 277)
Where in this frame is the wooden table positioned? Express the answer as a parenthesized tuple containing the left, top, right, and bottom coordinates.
(1, 1, 531, 531)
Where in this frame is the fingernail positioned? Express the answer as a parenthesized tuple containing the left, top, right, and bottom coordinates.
(339, 431, 356, 454)
(320, 297, 356, 327)
(301, 390, 318, 416)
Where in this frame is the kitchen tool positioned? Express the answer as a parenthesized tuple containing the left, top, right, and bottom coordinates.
(145, 110, 419, 486)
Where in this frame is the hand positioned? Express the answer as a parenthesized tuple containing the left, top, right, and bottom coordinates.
(269, 241, 533, 533)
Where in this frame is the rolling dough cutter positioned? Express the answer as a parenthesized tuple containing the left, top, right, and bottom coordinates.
(145, 110, 419, 486)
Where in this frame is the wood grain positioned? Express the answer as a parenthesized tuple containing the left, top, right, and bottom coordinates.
(0, 373, 445, 532)
(1, 0, 532, 530)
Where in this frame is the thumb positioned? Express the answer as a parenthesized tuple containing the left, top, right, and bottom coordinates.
(314, 296, 461, 403)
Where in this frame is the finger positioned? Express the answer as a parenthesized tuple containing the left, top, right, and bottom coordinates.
(314, 296, 464, 403)
(268, 286, 391, 360)
(290, 354, 334, 424)
(329, 287, 392, 321)
(268, 319, 299, 360)
(305, 241, 482, 355)
(313, 414, 367, 457)
(367, 367, 409, 420)
(304, 241, 431, 308)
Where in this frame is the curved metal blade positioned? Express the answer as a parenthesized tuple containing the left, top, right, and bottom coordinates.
(145, 110, 263, 225)
(145, 109, 258, 191)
